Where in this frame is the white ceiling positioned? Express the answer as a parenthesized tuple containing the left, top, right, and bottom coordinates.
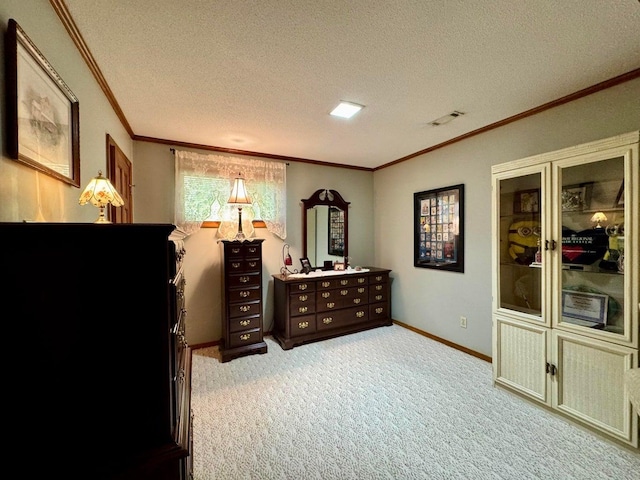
(62, 0, 640, 170)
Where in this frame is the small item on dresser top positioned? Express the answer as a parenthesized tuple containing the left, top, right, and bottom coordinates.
(300, 257, 312, 274)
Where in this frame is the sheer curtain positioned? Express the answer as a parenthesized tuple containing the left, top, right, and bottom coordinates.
(174, 150, 287, 238)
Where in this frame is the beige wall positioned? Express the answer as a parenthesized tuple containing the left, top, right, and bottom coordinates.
(0, 0, 132, 223)
(1, 1, 638, 354)
(132, 141, 374, 345)
(373, 79, 640, 356)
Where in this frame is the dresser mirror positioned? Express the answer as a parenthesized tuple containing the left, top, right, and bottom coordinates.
(302, 189, 350, 268)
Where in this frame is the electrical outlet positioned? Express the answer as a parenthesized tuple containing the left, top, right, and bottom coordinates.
(460, 316, 467, 328)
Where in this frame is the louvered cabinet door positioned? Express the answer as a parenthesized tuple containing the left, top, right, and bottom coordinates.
(493, 315, 551, 405)
(552, 330, 638, 446)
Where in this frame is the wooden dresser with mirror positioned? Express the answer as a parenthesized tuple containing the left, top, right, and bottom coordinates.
(273, 188, 392, 349)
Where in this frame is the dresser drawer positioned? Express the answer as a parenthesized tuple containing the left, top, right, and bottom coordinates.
(228, 272, 261, 288)
(317, 306, 369, 330)
(316, 293, 340, 312)
(228, 327, 263, 348)
(290, 281, 315, 294)
(229, 314, 261, 333)
(227, 258, 261, 273)
(370, 303, 389, 320)
(339, 286, 368, 307)
(291, 314, 316, 336)
(370, 273, 388, 284)
(369, 282, 388, 303)
(290, 291, 315, 316)
(228, 286, 261, 304)
(229, 300, 262, 319)
(334, 275, 368, 288)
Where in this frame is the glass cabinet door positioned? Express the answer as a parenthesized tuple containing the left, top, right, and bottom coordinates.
(496, 168, 546, 321)
(555, 154, 627, 340)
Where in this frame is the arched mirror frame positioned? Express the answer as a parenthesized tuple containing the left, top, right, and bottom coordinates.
(302, 189, 350, 264)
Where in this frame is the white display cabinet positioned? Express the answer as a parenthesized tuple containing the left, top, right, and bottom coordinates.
(491, 131, 639, 447)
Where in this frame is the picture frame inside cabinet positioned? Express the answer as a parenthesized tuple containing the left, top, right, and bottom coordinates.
(6, 19, 80, 187)
(414, 184, 464, 273)
(513, 189, 540, 214)
(561, 182, 593, 212)
(613, 180, 624, 208)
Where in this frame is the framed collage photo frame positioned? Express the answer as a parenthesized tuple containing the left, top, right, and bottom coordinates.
(414, 184, 464, 273)
(6, 19, 80, 187)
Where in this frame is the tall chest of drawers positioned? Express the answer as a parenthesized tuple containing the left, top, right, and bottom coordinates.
(2, 223, 192, 479)
(273, 267, 392, 349)
(220, 239, 268, 362)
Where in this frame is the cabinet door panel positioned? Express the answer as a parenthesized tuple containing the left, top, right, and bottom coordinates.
(553, 331, 638, 446)
(553, 146, 637, 347)
(493, 316, 550, 404)
(492, 165, 550, 325)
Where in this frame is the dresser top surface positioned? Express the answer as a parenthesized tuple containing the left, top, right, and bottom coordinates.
(273, 266, 391, 283)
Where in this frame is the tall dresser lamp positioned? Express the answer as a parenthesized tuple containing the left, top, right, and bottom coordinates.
(78, 170, 124, 223)
(227, 172, 252, 241)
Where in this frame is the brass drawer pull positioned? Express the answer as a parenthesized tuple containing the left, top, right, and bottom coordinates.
(326, 302, 335, 309)
(231, 262, 240, 268)
(341, 290, 348, 296)
(376, 285, 383, 291)
(322, 281, 331, 288)
(375, 295, 383, 301)
(340, 280, 349, 285)
(240, 333, 251, 341)
(232, 248, 241, 254)
(298, 294, 308, 301)
(239, 276, 250, 283)
(376, 276, 382, 281)
(298, 306, 308, 313)
(249, 261, 257, 268)
(240, 305, 251, 312)
(298, 284, 308, 291)
(356, 311, 365, 318)
(249, 247, 257, 253)
(353, 298, 361, 304)
(376, 307, 383, 314)
(358, 278, 365, 283)
(358, 287, 365, 293)
(322, 292, 330, 298)
(240, 290, 251, 297)
(322, 317, 333, 324)
(298, 321, 309, 329)
(240, 319, 251, 326)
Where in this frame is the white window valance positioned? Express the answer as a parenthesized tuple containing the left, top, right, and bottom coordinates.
(174, 150, 287, 239)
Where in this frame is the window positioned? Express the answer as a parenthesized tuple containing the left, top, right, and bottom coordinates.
(174, 150, 286, 238)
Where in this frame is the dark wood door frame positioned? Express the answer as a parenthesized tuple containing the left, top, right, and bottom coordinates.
(106, 134, 133, 223)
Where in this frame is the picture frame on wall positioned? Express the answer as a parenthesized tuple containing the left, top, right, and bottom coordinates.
(414, 184, 464, 273)
(6, 19, 80, 187)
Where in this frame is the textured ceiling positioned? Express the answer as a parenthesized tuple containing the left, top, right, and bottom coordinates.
(61, 0, 640, 169)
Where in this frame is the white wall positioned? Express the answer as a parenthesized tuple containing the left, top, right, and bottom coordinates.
(0, 0, 132, 223)
(132, 141, 375, 346)
(374, 79, 640, 357)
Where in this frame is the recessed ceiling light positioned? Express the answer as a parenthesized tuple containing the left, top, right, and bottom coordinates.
(427, 110, 465, 126)
(330, 101, 364, 119)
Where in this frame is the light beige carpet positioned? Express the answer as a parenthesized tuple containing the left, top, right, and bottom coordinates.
(191, 324, 639, 479)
